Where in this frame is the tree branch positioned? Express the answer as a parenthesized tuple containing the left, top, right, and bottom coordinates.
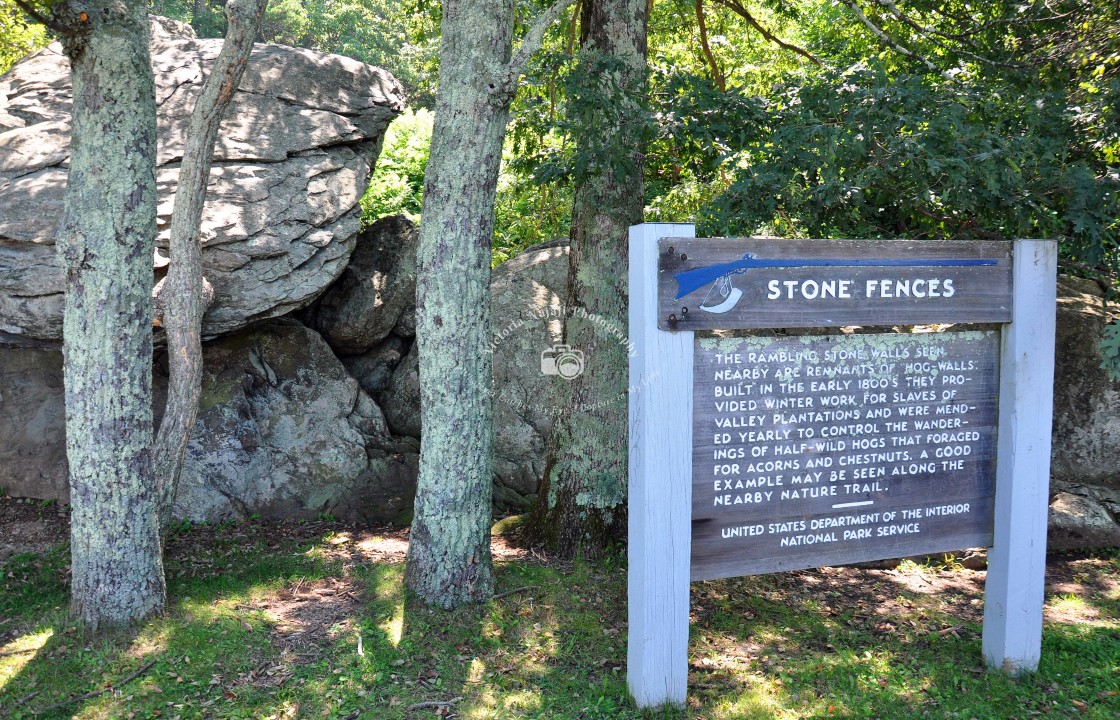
(869, 0, 1027, 70)
(154, 0, 268, 528)
(501, 0, 578, 95)
(710, 0, 822, 66)
(695, 0, 727, 91)
(838, 0, 950, 79)
(12, 0, 66, 32)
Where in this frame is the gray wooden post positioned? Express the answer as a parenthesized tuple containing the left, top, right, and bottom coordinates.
(628, 222, 695, 708)
(982, 238, 1058, 672)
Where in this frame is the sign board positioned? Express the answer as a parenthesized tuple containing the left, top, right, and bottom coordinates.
(691, 332, 999, 580)
(627, 225, 1056, 709)
(658, 237, 1012, 330)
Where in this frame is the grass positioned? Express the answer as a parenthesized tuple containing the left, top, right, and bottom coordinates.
(0, 519, 1117, 720)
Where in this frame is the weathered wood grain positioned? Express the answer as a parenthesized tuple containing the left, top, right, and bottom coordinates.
(691, 332, 1000, 581)
(658, 238, 1013, 330)
(982, 239, 1057, 673)
(628, 223, 696, 708)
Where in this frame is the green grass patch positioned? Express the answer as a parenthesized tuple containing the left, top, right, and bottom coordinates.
(1, 526, 1117, 719)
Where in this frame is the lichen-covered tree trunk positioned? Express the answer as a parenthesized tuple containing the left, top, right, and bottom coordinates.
(56, 1, 166, 629)
(407, 0, 573, 607)
(154, 0, 267, 528)
(405, 0, 514, 608)
(526, 0, 648, 557)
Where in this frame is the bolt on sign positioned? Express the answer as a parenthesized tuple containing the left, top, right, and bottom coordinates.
(627, 225, 1056, 709)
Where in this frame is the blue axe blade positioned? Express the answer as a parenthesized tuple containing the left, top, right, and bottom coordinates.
(673, 255, 999, 300)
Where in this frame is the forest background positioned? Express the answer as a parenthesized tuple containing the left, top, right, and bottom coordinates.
(0, 3, 1118, 715)
(4, 0, 1114, 279)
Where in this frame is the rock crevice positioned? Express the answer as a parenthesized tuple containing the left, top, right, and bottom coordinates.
(0, 20, 405, 347)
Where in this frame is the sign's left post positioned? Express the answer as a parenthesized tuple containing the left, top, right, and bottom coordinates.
(628, 223, 696, 708)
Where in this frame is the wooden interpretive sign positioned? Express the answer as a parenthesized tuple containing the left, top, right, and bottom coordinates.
(629, 227, 1057, 708)
(691, 332, 999, 581)
(658, 238, 1012, 330)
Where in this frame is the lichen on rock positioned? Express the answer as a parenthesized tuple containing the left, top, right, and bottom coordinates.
(0, 19, 405, 347)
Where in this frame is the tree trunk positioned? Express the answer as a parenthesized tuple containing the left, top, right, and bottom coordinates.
(406, 0, 573, 607)
(526, 0, 648, 557)
(154, 0, 267, 528)
(405, 0, 514, 608)
(56, 0, 166, 629)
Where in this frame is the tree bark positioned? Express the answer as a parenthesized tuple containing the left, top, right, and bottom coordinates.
(525, 0, 648, 557)
(153, 0, 267, 529)
(406, 0, 572, 608)
(405, 0, 515, 607)
(55, 0, 166, 629)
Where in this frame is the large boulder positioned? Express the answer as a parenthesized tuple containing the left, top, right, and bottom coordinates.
(1052, 275, 1120, 489)
(1047, 275, 1120, 549)
(167, 319, 417, 522)
(375, 239, 571, 510)
(302, 214, 419, 355)
(0, 19, 404, 348)
(0, 320, 418, 523)
(0, 349, 66, 500)
(378, 340, 422, 439)
(489, 239, 571, 509)
(1048, 480, 1120, 550)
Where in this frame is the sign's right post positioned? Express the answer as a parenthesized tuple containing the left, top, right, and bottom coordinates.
(982, 238, 1057, 672)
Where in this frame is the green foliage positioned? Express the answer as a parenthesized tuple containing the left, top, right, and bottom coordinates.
(645, 70, 770, 219)
(492, 167, 572, 265)
(162, 0, 440, 105)
(360, 107, 432, 225)
(695, 64, 1119, 271)
(0, 0, 48, 74)
(529, 52, 655, 187)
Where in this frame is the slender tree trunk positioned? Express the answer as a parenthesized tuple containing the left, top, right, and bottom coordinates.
(56, 0, 166, 629)
(406, 0, 513, 608)
(526, 0, 648, 557)
(407, 0, 573, 608)
(154, 0, 267, 528)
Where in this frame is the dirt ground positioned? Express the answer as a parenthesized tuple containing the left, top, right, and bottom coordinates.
(1, 493, 1115, 619)
(0, 495, 69, 562)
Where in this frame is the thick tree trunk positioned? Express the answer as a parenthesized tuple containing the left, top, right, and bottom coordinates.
(154, 0, 267, 528)
(405, 0, 514, 607)
(406, 0, 573, 607)
(57, 1, 166, 629)
(526, 0, 648, 557)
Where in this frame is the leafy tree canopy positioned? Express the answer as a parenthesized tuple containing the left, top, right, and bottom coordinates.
(0, 0, 48, 74)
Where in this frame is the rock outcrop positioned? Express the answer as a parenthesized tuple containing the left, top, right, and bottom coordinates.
(0, 348, 66, 500)
(3, 192, 1120, 538)
(0, 319, 419, 523)
(1047, 275, 1120, 548)
(1048, 480, 1120, 550)
(302, 214, 419, 355)
(0, 20, 404, 347)
(378, 341, 422, 439)
(166, 319, 417, 523)
(1051, 276, 1120, 489)
(489, 239, 571, 509)
(374, 239, 571, 510)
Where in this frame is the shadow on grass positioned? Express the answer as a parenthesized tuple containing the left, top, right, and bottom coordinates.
(688, 565, 1120, 720)
(1, 533, 1117, 720)
(0, 520, 403, 719)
